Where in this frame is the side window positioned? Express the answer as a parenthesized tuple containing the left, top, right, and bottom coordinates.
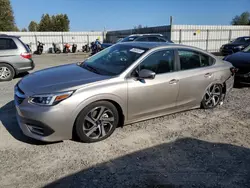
(178, 50, 213, 70)
(0, 38, 17, 50)
(148, 37, 160, 42)
(200, 53, 212, 67)
(136, 37, 148, 42)
(158, 37, 167, 42)
(139, 50, 175, 74)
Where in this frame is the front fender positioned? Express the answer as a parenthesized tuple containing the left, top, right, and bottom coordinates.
(71, 93, 127, 123)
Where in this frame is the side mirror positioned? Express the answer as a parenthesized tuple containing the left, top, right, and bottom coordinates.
(138, 69, 156, 79)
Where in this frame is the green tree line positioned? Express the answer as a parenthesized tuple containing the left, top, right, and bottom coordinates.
(28, 14, 70, 32)
(231, 11, 250, 25)
(0, 0, 70, 32)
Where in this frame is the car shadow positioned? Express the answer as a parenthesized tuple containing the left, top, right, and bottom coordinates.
(14, 72, 30, 79)
(0, 100, 59, 145)
(14, 72, 29, 79)
(44, 138, 250, 188)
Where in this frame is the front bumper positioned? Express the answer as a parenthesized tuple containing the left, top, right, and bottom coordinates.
(15, 95, 75, 142)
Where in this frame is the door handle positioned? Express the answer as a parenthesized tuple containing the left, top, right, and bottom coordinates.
(169, 79, 179, 85)
(204, 73, 212, 78)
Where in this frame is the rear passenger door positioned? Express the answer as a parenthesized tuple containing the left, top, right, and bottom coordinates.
(175, 49, 215, 108)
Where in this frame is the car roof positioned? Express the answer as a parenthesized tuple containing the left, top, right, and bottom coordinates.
(0, 34, 20, 38)
(117, 42, 216, 58)
(237, 36, 250, 38)
(118, 42, 189, 49)
(128, 33, 163, 37)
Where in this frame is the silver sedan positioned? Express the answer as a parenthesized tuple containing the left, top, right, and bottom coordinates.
(15, 42, 235, 143)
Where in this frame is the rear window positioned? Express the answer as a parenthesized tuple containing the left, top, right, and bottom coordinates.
(0, 38, 17, 50)
(17, 38, 31, 52)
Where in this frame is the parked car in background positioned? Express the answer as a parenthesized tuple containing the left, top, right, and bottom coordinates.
(102, 33, 173, 49)
(224, 45, 250, 84)
(0, 34, 34, 81)
(15, 42, 235, 143)
(220, 36, 250, 56)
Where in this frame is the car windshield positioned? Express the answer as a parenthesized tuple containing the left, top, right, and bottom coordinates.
(120, 36, 139, 42)
(81, 44, 148, 76)
(232, 37, 250, 43)
(243, 45, 250, 52)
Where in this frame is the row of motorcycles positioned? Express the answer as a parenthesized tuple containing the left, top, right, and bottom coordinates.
(28, 41, 101, 55)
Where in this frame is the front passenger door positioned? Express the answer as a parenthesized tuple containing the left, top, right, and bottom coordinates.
(127, 49, 180, 121)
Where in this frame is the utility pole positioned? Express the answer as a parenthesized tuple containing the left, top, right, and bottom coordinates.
(170, 16, 173, 26)
(169, 16, 173, 42)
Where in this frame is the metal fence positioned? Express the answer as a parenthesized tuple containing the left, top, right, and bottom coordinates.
(2, 25, 250, 53)
(106, 25, 250, 52)
(171, 25, 250, 52)
(0, 31, 105, 52)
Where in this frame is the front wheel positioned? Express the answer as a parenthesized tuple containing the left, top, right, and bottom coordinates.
(75, 101, 119, 143)
(201, 84, 222, 109)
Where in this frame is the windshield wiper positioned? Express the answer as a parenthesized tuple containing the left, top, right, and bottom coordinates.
(83, 64, 100, 74)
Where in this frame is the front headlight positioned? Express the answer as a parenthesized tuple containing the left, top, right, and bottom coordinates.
(28, 91, 74, 106)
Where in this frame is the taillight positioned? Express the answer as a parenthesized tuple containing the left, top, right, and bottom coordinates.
(21, 52, 32, 59)
(230, 67, 238, 75)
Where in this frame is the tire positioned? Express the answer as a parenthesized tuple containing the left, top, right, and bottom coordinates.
(38, 50, 42, 55)
(56, 50, 61, 54)
(86, 46, 90, 52)
(75, 101, 119, 143)
(0, 63, 15, 82)
(201, 84, 222, 109)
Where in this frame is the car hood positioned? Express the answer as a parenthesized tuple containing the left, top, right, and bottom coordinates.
(225, 52, 250, 67)
(19, 64, 111, 94)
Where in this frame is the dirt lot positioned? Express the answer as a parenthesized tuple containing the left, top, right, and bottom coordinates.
(0, 54, 250, 188)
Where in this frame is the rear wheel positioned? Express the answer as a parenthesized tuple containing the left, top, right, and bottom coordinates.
(0, 64, 15, 81)
(75, 101, 119, 143)
(201, 84, 222, 109)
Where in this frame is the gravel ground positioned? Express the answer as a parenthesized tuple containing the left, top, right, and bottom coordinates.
(0, 54, 250, 188)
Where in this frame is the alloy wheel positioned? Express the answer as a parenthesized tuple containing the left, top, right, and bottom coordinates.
(83, 106, 115, 139)
(0, 67, 11, 79)
(204, 84, 221, 108)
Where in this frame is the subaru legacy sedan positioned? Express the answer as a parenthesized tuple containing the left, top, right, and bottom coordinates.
(15, 42, 235, 143)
